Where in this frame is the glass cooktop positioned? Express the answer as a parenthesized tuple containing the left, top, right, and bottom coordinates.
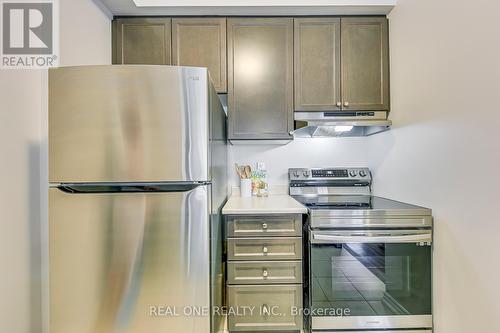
(292, 195, 431, 213)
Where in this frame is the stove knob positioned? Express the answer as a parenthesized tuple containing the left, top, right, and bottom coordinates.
(302, 171, 310, 177)
(359, 170, 367, 177)
(349, 170, 357, 177)
(293, 171, 299, 178)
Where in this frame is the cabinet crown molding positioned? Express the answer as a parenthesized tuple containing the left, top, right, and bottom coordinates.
(100, 0, 395, 16)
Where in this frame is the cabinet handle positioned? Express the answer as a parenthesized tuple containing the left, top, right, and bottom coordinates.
(343, 101, 349, 107)
(262, 223, 268, 230)
(262, 246, 268, 254)
(336, 101, 342, 107)
(263, 269, 268, 277)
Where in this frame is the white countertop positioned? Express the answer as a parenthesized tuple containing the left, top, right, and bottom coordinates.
(222, 194, 308, 215)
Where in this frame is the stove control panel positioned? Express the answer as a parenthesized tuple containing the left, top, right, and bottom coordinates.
(288, 168, 371, 181)
(313, 169, 348, 178)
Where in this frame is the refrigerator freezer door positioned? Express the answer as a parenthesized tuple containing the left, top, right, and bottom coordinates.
(48, 185, 210, 333)
(49, 65, 210, 183)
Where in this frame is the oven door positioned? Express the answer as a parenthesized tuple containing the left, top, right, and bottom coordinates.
(309, 229, 432, 331)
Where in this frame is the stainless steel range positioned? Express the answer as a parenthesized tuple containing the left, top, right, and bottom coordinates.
(289, 168, 433, 333)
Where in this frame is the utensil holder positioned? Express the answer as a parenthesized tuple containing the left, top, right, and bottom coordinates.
(240, 179, 252, 197)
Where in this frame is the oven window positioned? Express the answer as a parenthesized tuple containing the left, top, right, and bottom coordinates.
(311, 243, 431, 316)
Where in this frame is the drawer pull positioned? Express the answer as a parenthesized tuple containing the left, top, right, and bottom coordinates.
(262, 269, 268, 277)
(262, 246, 268, 254)
(262, 223, 268, 230)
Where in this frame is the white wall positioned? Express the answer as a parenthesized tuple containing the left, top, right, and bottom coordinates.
(369, 0, 500, 332)
(229, 139, 370, 187)
(0, 1, 111, 332)
(0, 70, 43, 333)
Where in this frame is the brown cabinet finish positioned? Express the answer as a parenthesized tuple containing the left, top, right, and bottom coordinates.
(172, 18, 227, 92)
(111, 20, 117, 64)
(227, 18, 294, 140)
(341, 17, 390, 111)
(227, 214, 302, 237)
(294, 18, 341, 111)
(227, 285, 303, 331)
(227, 237, 302, 261)
(114, 18, 171, 65)
(225, 214, 303, 332)
(227, 261, 303, 285)
(112, 15, 391, 140)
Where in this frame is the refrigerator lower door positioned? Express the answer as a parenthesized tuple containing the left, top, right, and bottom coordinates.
(49, 184, 211, 333)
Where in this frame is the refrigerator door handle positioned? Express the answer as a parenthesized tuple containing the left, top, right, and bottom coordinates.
(56, 181, 210, 194)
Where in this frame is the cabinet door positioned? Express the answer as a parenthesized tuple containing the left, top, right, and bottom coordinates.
(227, 237, 302, 261)
(227, 261, 303, 285)
(227, 214, 302, 238)
(114, 18, 171, 65)
(172, 18, 227, 93)
(294, 18, 341, 111)
(227, 285, 303, 331)
(341, 17, 389, 111)
(228, 18, 294, 140)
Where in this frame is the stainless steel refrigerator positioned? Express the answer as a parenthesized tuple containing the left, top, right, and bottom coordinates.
(48, 65, 227, 333)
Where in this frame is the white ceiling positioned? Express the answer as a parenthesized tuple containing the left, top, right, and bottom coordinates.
(97, 0, 395, 16)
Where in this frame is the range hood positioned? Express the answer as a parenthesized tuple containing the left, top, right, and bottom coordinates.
(292, 111, 391, 137)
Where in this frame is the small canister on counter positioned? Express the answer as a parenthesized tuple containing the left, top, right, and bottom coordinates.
(240, 178, 252, 197)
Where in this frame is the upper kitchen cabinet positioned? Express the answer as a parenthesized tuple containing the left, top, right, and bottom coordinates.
(227, 18, 294, 141)
(113, 18, 171, 65)
(341, 17, 389, 111)
(294, 16, 389, 112)
(172, 18, 227, 93)
(294, 18, 341, 111)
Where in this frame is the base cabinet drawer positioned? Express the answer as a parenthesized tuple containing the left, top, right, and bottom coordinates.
(227, 285, 303, 331)
(227, 215, 302, 237)
(227, 261, 303, 285)
(227, 237, 302, 261)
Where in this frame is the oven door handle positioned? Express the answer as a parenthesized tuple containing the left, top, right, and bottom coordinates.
(311, 232, 432, 244)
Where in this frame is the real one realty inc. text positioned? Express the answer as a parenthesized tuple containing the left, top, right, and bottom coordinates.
(149, 305, 351, 317)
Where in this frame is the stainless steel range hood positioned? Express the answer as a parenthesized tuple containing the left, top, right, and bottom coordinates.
(292, 111, 391, 137)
